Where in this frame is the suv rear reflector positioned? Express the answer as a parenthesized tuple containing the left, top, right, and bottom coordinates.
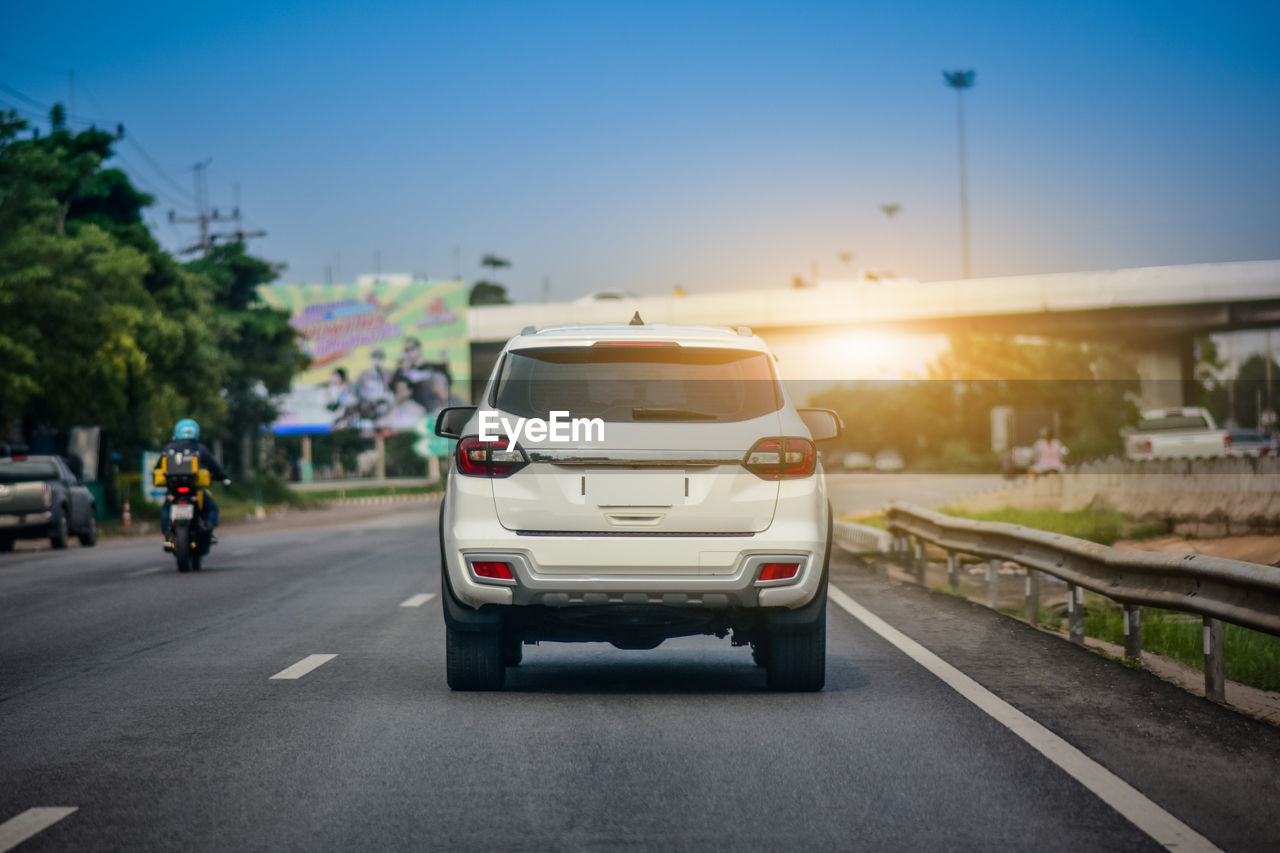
(472, 561, 515, 581)
(757, 562, 800, 582)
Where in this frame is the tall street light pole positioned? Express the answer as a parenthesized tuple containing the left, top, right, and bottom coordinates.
(943, 69, 975, 279)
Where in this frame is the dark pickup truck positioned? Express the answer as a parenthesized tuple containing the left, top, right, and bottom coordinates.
(0, 455, 99, 551)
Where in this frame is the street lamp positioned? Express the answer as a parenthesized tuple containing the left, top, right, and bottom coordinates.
(943, 69, 975, 279)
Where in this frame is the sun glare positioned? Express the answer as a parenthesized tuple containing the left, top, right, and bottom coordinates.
(767, 330, 947, 381)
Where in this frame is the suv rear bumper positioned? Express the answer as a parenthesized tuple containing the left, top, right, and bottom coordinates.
(440, 481, 828, 615)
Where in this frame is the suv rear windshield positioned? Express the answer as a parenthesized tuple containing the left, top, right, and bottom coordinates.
(1137, 414, 1211, 431)
(0, 460, 60, 483)
(491, 345, 781, 422)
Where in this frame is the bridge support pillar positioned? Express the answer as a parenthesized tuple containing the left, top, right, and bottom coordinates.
(1134, 337, 1196, 410)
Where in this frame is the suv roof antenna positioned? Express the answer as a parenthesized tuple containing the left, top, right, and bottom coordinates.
(629, 311, 644, 326)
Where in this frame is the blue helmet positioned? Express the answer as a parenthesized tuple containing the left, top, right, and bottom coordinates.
(173, 418, 200, 440)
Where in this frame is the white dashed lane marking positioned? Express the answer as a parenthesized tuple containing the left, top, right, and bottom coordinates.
(0, 808, 78, 852)
(827, 585, 1220, 853)
(269, 654, 337, 680)
(399, 593, 436, 608)
(124, 566, 167, 577)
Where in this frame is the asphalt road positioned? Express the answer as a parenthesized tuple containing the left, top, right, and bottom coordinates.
(2, 504, 1278, 851)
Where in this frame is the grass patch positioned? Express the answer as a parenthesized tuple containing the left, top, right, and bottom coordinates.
(940, 505, 1125, 545)
(930, 584, 968, 600)
(1120, 519, 1173, 540)
(1084, 597, 1280, 692)
(839, 512, 885, 529)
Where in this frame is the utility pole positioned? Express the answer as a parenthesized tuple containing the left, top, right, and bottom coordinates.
(168, 160, 262, 255)
(943, 69, 976, 279)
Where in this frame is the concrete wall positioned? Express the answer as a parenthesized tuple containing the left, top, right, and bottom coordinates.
(955, 457, 1280, 536)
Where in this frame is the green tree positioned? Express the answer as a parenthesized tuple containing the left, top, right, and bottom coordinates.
(184, 241, 308, 472)
(809, 334, 1140, 470)
(0, 106, 305, 463)
(470, 253, 513, 305)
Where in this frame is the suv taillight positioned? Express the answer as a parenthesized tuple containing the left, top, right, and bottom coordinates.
(456, 436, 528, 478)
(1223, 434, 1231, 449)
(42, 483, 51, 508)
(744, 437, 816, 480)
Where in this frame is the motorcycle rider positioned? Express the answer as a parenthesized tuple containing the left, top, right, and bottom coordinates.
(155, 419, 228, 547)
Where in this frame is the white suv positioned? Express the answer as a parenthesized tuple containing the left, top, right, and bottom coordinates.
(435, 321, 840, 691)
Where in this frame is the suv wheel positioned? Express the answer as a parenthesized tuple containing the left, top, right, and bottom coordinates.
(501, 636, 523, 668)
(446, 626, 505, 690)
(765, 614, 826, 692)
(0, 536, 13, 553)
(750, 639, 769, 668)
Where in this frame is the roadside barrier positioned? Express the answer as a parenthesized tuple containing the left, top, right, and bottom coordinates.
(328, 493, 442, 507)
(833, 503, 1280, 704)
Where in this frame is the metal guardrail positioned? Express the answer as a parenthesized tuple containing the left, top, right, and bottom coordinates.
(849, 501, 1280, 704)
(832, 520, 893, 555)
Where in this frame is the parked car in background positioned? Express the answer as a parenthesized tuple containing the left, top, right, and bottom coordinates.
(1226, 428, 1277, 458)
(842, 451, 872, 471)
(1124, 407, 1230, 460)
(0, 454, 98, 551)
(874, 449, 905, 472)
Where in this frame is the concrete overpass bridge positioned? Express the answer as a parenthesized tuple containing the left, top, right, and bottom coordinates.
(467, 259, 1280, 408)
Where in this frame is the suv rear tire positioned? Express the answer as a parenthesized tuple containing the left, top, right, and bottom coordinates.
(765, 614, 826, 691)
(446, 625, 505, 690)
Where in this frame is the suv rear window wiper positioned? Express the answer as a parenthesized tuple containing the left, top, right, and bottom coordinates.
(630, 408, 719, 420)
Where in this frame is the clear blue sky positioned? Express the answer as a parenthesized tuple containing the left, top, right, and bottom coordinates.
(5, 0, 1279, 299)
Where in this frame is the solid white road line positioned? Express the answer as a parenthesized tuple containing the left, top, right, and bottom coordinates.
(0, 807, 78, 852)
(826, 585, 1221, 853)
(270, 654, 337, 680)
(399, 593, 436, 608)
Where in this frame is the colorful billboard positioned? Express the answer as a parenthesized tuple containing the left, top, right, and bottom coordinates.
(257, 279, 469, 435)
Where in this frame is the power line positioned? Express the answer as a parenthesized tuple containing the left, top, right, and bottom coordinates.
(3, 75, 264, 253)
(0, 80, 116, 126)
(0, 80, 48, 111)
(75, 78, 200, 206)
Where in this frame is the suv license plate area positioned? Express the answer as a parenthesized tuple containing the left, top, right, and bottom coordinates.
(588, 473, 682, 507)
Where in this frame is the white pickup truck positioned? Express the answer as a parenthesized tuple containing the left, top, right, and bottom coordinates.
(1124, 407, 1230, 460)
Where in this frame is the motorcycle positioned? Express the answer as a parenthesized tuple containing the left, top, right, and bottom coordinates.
(153, 450, 228, 573)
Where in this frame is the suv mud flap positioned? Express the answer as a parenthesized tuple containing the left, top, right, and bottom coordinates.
(439, 499, 505, 633)
(762, 506, 831, 632)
